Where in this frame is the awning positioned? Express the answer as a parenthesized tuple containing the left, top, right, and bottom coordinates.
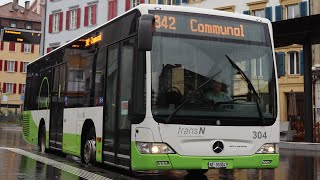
(273, 13, 320, 48)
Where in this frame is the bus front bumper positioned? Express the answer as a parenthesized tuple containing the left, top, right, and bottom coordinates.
(131, 142, 279, 171)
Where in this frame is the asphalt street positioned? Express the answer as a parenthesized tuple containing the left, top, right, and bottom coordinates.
(0, 122, 319, 180)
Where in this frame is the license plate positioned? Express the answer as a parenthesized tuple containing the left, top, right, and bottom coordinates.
(208, 162, 227, 168)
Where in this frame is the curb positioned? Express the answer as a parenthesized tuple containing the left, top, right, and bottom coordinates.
(280, 141, 320, 151)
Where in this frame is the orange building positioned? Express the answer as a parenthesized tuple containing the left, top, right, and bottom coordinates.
(0, 0, 41, 114)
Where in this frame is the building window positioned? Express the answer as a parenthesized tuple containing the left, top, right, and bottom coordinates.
(70, 9, 77, 29)
(25, 23, 32, 30)
(23, 62, 28, 73)
(6, 83, 13, 93)
(255, 58, 262, 77)
(10, 21, 17, 28)
(253, 9, 265, 18)
(7, 61, 15, 72)
(288, 51, 299, 75)
(53, 13, 60, 33)
(24, 44, 31, 53)
(21, 84, 26, 94)
(287, 4, 299, 19)
(88, 6, 94, 25)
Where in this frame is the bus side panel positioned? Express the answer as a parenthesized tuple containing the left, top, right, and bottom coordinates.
(22, 110, 39, 145)
(62, 108, 80, 157)
(56, 107, 103, 159)
(38, 109, 50, 148)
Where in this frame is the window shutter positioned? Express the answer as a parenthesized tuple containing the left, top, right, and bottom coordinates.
(9, 42, 15, 51)
(265, 7, 272, 21)
(84, 6, 89, 26)
(49, 14, 53, 33)
(0, 60, 2, 71)
(77, 8, 81, 28)
(300, 1, 308, 17)
(31, 44, 34, 53)
(140, 0, 145, 3)
(3, 83, 6, 93)
(92, 5, 97, 25)
(15, 61, 18, 72)
(125, 0, 130, 11)
(243, 10, 250, 15)
(300, 50, 304, 75)
(66, 10, 70, 30)
(13, 83, 17, 94)
(275, 5, 283, 21)
(20, 62, 23, 72)
(21, 43, 24, 52)
(4, 60, 7, 71)
(59, 12, 63, 32)
(277, 52, 285, 77)
(19, 84, 22, 94)
(1, 41, 4, 50)
(47, 48, 51, 53)
(159, 0, 164, 4)
(108, 0, 117, 20)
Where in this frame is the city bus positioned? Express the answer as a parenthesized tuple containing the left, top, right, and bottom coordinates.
(22, 4, 279, 174)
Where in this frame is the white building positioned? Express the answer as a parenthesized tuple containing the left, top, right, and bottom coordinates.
(43, 0, 131, 54)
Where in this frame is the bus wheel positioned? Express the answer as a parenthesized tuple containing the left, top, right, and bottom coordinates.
(82, 128, 96, 165)
(38, 125, 46, 153)
(187, 169, 208, 175)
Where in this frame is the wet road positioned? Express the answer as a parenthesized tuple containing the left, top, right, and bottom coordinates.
(0, 122, 320, 180)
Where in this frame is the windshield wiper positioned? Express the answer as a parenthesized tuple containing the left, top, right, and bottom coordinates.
(165, 70, 222, 123)
(225, 55, 265, 124)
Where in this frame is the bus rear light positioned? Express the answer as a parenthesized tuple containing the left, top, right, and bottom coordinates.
(256, 143, 277, 154)
(136, 142, 175, 154)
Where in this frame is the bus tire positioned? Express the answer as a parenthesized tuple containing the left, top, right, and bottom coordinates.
(82, 127, 96, 165)
(38, 125, 46, 153)
(187, 169, 208, 175)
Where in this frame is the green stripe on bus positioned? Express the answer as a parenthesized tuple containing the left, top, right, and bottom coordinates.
(22, 111, 39, 145)
(62, 133, 81, 157)
(131, 141, 279, 170)
(96, 139, 102, 163)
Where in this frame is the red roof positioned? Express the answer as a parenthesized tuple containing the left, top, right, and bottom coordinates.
(0, 2, 41, 22)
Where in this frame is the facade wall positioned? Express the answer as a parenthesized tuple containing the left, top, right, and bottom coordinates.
(30, 0, 44, 16)
(0, 18, 41, 31)
(0, 3, 41, 114)
(44, 0, 126, 53)
(0, 42, 40, 112)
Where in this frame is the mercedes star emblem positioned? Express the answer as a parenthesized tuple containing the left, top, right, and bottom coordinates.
(212, 141, 224, 153)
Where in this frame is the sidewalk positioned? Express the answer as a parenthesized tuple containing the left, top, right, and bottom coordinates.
(280, 141, 320, 151)
(0, 122, 22, 131)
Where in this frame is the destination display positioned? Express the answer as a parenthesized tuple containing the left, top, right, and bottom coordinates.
(149, 10, 269, 43)
(1, 29, 41, 44)
(70, 32, 103, 49)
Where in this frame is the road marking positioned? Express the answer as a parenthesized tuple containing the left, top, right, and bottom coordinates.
(4, 148, 111, 180)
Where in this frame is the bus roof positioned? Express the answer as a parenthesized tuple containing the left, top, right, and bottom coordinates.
(29, 4, 271, 66)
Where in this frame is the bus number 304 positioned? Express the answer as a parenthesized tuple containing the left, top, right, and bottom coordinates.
(253, 131, 267, 139)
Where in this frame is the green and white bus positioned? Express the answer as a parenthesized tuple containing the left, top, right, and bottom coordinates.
(22, 4, 279, 173)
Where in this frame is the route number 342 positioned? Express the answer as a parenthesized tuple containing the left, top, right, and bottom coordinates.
(154, 15, 176, 30)
(253, 131, 267, 139)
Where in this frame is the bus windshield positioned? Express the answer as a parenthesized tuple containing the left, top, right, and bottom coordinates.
(150, 13, 277, 125)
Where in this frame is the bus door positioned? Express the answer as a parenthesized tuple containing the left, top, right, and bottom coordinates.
(49, 64, 66, 150)
(104, 39, 134, 167)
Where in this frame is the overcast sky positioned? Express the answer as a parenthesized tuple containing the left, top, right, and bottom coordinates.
(0, 0, 29, 6)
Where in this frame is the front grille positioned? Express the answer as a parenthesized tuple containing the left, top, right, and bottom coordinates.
(22, 113, 30, 138)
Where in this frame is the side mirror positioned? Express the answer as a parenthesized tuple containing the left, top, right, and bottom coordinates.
(138, 14, 155, 51)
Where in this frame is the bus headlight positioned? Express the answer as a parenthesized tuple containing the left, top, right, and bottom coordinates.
(256, 143, 277, 154)
(136, 142, 175, 154)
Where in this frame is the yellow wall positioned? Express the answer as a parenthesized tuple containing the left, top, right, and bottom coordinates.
(276, 45, 304, 122)
(0, 42, 40, 112)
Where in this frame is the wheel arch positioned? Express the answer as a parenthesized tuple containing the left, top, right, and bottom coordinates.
(81, 119, 96, 151)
